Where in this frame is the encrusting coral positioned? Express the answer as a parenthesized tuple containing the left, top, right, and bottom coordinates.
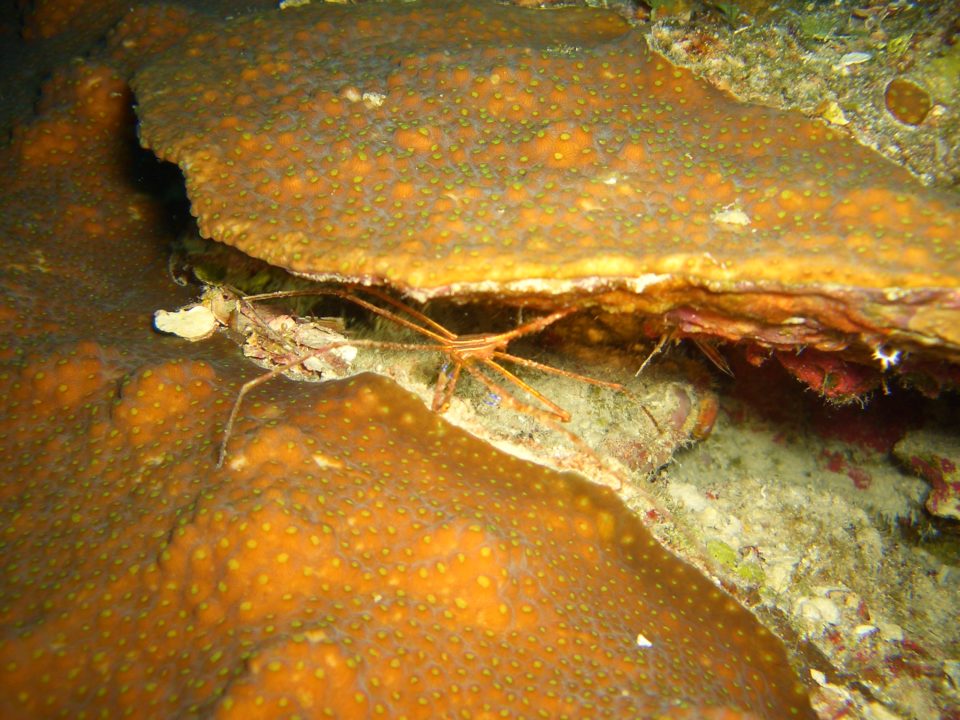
(0, 358, 817, 718)
(0, 3, 816, 718)
(133, 0, 960, 377)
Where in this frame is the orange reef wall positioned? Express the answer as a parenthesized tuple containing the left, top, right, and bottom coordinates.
(0, 2, 814, 718)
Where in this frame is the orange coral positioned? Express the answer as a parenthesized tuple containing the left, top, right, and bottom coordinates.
(15, 64, 132, 173)
(18, 0, 121, 39)
(133, 0, 960, 366)
(103, 4, 199, 78)
(0, 356, 814, 718)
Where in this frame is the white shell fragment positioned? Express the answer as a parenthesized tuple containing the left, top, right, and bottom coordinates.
(712, 204, 751, 227)
(797, 596, 841, 627)
(154, 305, 218, 341)
(837, 51, 871, 68)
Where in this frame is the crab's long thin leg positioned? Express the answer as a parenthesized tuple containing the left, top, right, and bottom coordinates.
(486, 344, 662, 433)
(448, 306, 578, 354)
(243, 288, 456, 343)
(218, 353, 312, 468)
(480, 356, 661, 433)
(218, 337, 448, 467)
(692, 338, 734, 377)
(635, 332, 670, 377)
(476, 358, 573, 421)
(354, 285, 456, 340)
(432, 360, 463, 413)
(491, 351, 625, 391)
(455, 360, 631, 490)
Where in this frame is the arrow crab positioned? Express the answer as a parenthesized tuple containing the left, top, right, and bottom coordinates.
(155, 262, 715, 493)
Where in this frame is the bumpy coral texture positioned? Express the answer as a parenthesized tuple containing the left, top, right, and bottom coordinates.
(0, 11, 814, 718)
(133, 0, 960, 357)
(19, 0, 126, 39)
(1, 354, 814, 720)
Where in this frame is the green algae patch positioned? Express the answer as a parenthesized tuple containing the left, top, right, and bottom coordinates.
(707, 539, 766, 586)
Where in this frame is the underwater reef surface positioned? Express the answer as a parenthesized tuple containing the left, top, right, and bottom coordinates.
(0, 37, 812, 720)
(0, 1, 957, 718)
